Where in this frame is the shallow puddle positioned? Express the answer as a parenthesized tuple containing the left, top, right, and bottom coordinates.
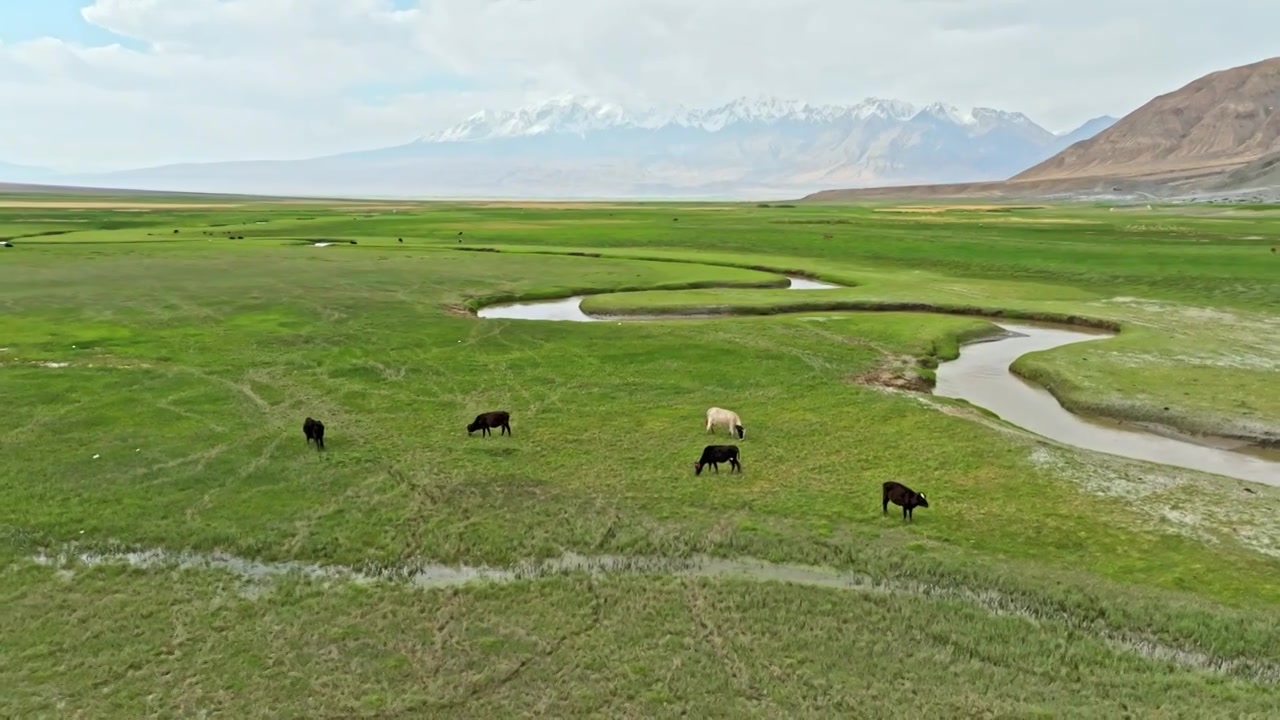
(784, 277, 841, 290)
(477, 295, 596, 321)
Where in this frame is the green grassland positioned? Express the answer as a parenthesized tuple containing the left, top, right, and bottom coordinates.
(2, 197, 1279, 717)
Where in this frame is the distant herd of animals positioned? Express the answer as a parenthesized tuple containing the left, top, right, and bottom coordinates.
(301, 406, 931, 521)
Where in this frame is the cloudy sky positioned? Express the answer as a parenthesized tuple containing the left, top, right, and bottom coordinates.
(1, 0, 1277, 172)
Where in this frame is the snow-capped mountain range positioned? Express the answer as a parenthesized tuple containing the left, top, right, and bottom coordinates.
(13, 95, 1119, 199)
(419, 95, 947, 141)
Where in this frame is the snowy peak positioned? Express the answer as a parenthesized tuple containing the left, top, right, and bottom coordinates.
(418, 95, 1054, 143)
(855, 97, 918, 121)
(669, 97, 836, 131)
(918, 102, 977, 126)
(972, 107, 1035, 126)
(421, 94, 630, 142)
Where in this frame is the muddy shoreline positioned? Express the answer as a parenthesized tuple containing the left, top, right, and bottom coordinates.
(584, 301, 1120, 331)
(455, 245, 849, 288)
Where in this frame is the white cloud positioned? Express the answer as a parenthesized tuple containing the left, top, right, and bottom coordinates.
(1, 0, 1277, 171)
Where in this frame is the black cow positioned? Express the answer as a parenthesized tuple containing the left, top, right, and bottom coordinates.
(882, 480, 928, 521)
(303, 417, 325, 451)
(694, 445, 740, 475)
(467, 410, 511, 437)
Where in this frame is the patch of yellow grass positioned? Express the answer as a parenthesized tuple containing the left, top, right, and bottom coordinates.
(875, 215, 1096, 225)
(462, 201, 636, 210)
(875, 204, 1047, 213)
(969, 217, 1100, 225)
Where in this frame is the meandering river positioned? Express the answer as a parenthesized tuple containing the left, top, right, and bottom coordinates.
(933, 323, 1279, 485)
(475, 277, 1279, 485)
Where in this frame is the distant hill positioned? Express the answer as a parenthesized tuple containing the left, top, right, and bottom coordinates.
(43, 96, 1112, 199)
(0, 161, 56, 184)
(1054, 116, 1119, 148)
(0, 180, 306, 200)
(1012, 57, 1280, 185)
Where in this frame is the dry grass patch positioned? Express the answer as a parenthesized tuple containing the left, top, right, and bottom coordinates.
(848, 353, 930, 392)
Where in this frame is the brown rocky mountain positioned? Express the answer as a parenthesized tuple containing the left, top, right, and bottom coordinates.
(1012, 56, 1280, 184)
(1205, 149, 1280, 191)
(804, 56, 1280, 202)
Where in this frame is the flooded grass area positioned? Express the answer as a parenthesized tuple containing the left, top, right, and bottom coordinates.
(26, 545, 1280, 684)
(2, 199, 1279, 717)
(12, 549, 1280, 719)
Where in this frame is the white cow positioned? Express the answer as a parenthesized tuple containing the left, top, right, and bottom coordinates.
(705, 407, 745, 440)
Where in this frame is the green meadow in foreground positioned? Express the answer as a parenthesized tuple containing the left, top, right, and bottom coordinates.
(2, 197, 1279, 717)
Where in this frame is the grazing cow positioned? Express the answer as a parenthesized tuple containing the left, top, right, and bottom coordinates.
(467, 410, 511, 437)
(705, 407, 745, 440)
(882, 480, 928, 521)
(398, 237, 403, 243)
(694, 444, 741, 475)
(302, 417, 325, 451)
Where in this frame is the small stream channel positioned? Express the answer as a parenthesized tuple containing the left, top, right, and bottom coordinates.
(476, 276, 841, 321)
(934, 323, 1279, 486)
(474, 277, 1279, 485)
